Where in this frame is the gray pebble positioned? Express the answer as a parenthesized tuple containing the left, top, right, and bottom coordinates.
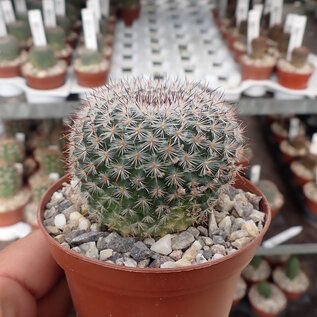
(197, 226, 208, 236)
(61, 242, 70, 249)
(65, 230, 86, 244)
(143, 237, 155, 247)
(97, 232, 135, 253)
(124, 257, 137, 267)
(58, 200, 72, 213)
(202, 250, 213, 260)
(100, 249, 113, 261)
(44, 207, 58, 219)
(137, 258, 150, 268)
(149, 256, 174, 268)
(71, 232, 106, 247)
(44, 218, 55, 227)
(171, 231, 195, 250)
(213, 235, 225, 246)
(169, 250, 183, 261)
(130, 241, 153, 261)
(71, 246, 82, 254)
(109, 253, 123, 263)
(187, 227, 200, 238)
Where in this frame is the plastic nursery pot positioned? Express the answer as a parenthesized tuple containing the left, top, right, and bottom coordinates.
(74, 69, 108, 88)
(0, 65, 21, 78)
(38, 174, 271, 317)
(227, 33, 238, 51)
(240, 60, 274, 81)
(121, 7, 140, 27)
(281, 152, 296, 165)
(0, 205, 25, 227)
(282, 289, 304, 301)
(250, 303, 282, 317)
(276, 65, 313, 90)
(24, 72, 66, 90)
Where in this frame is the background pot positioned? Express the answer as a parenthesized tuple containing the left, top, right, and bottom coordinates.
(121, 7, 140, 27)
(276, 66, 313, 89)
(75, 69, 108, 88)
(38, 174, 271, 317)
(24, 72, 66, 90)
(0, 64, 21, 78)
(0, 205, 25, 226)
(241, 60, 274, 80)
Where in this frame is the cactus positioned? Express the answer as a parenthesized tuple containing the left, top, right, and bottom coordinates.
(29, 46, 57, 70)
(251, 37, 267, 60)
(257, 180, 279, 204)
(250, 256, 262, 270)
(0, 162, 21, 198)
(302, 153, 317, 171)
(291, 47, 309, 68)
(121, 0, 140, 8)
(268, 24, 283, 42)
(68, 80, 245, 237)
(286, 256, 300, 280)
(36, 147, 64, 177)
(29, 174, 54, 202)
(80, 49, 102, 66)
(0, 137, 24, 164)
(7, 20, 30, 45)
(289, 135, 306, 149)
(56, 16, 71, 36)
(0, 36, 20, 62)
(100, 17, 110, 35)
(257, 282, 271, 299)
(46, 26, 66, 52)
(277, 32, 290, 55)
(4, 120, 29, 137)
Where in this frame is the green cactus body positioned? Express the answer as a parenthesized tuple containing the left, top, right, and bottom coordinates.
(4, 120, 29, 137)
(68, 80, 245, 237)
(7, 20, 30, 44)
(0, 36, 20, 62)
(29, 46, 57, 69)
(29, 174, 53, 202)
(250, 256, 262, 270)
(57, 16, 71, 36)
(0, 138, 24, 164)
(80, 49, 102, 66)
(257, 180, 278, 204)
(257, 282, 272, 299)
(46, 27, 66, 52)
(0, 162, 21, 198)
(287, 256, 300, 280)
(39, 148, 64, 176)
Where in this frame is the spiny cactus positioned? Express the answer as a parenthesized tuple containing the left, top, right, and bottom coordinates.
(251, 37, 267, 60)
(68, 79, 245, 237)
(257, 282, 271, 299)
(7, 20, 30, 45)
(291, 47, 309, 68)
(29, 46, 57, 69)
(57, 16, 71, 36)
(4, 120, 29, 137)
(29, 174, 54, 202)
(0, 137, 24, 164)
(257, 180, 279, 204)
(46, 26, 66, 52)
(250, 256, 262, 270)
(36, 147, 64, 176)
(0, 162, 21, 198)
(80, 49, 102, 66)
(286, 256, 300, 280)
(0, 36, 20, 62)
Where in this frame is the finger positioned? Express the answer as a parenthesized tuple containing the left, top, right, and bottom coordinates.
(0, 229, 63, 299)
(38, 277, 73, 317)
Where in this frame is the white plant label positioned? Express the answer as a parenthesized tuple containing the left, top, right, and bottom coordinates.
(55, 0, 65, 16)
(247, 10, 261, 54)
(264, 0, 271, 14)
(219, 0, 227, 19)
(28, 10, 47, 46)
(270, 0, 283, 27)
(310, 133, 317, 155)
(286, 15, 307, 61)
(87, 0, 100, 33)
(0, 8, 7, 37)
(101, 0, 109, 17)
(1, 1, 16, 24)
(284, 13, 297, 33)
(288, 118, 300, 140)
(253, 4, 263, 14)
(82, 8, 97, 50)
(43, 0, 56, 28)
(236, 0, 249, 27)
(15, 132, 25, 144)
(14, 0, 27, 14)
(250, 164, 261, 183)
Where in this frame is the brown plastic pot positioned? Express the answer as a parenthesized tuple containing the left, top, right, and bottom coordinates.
(0, 64, 21, 78)
(24, 72, 66, 90)
(276, 65, 313, 90)
(240, 59, 274, 80)
(0, 204, 26, 226)
(74, 69, 108, 88)
(38, 174, 270, 317)
(121, 7, 140, 27)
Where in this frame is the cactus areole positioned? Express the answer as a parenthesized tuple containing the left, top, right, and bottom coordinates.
(68, 80, 245, 238)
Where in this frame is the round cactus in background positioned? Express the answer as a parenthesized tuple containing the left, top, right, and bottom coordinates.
(0, 36, 20, 62)
(0, 162, 22, 199)
(0, 137, 24, 164)
(29, 46, 57, 70)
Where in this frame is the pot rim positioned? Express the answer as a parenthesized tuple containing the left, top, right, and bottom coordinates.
(37, 174, 271, 274)
(276, 63, 314, 76)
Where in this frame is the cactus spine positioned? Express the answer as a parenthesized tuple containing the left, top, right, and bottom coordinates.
(0, 138, 24, 164)
(0, 162, 21, 198)
(29, 46, 57, 69)
(68, 80, 245, 237)
(257, 282, 271, 299)
(0, 36, 20, 62)
(286, 256, 300, 280)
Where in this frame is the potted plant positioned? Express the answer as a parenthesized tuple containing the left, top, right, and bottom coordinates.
(273, 256, 309, 300)
(290, 153, 317, 186)
(120, 0, 141, 27)
(248, 281, 287, 317)
(57, 15, 78, 49)
(277, 47, 314, 89)
(279, 135, 309, 164)
(232, 20, 247, 61)
(37, 80, 271, 317)
(21, 45, 67, 90)
(7, 19, 31, 49)
(270, 119, 305, 145)
(303, 181, 317, 215)
(242, 256, 271, 284)
(74, 49, 109, 87)
(232, 276, 247, 307)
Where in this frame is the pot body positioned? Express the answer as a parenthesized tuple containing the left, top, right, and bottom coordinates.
(24, 72, 66, 90)
(121, 7, 140, 27)
(0, 64, 21, 78)
(0, 205, 25, 226)
(276, 66, 313, 89)
(75, 69, 108, 88)
(241, 60, 274, 81)
(38, 174, 271, 317)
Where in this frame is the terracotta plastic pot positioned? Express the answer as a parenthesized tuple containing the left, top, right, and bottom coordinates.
(0, 64, 21, 78)
(276, 66, 313, 90)
(24, 72, 66, 90)
(0, 205, 25, 227)
(233, 45, 246, 62)
(227, 33, 238, 51)
(282, 289, 304, 301)
(74, 69, 108, 88)
(121, 7, 140, 27)
(240, 60, 274, 81)
(281, 152, 296, 165)
(38, 174, 270, 317)
(304, 194, 317, 216)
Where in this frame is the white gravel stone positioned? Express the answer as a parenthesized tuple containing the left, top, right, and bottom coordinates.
(175, 258, 192, 267)
(182, 245, 198, 262)
(161, 261, 177, 268)
(242, 220, 259, 238)
(212, 253, 224, 260)
(201, 236, 213, 246)
(99, 249, 113, 261)
(90, 223, 101, 232)
(196, 254, 207, 264)
(232, 237, 252, 249)
(218, 216, 232, 236)
(124, 258, 137, 267)
(192, 240, 202, 251)
(51, 192, 64, 204)
(78, 217, 91, 231)
(69, 211, 83, 228)
(150, 234, 172, 255)
(230, 230, 249, 241)
(211, 244, 226, 256)
(208, 210, 218, 236)
(54, 214, 67, 230)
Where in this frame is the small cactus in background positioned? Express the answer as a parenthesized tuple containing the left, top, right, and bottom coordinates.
(250, 256, 262, 270)
(7, 20, 30, 45)
(4, 120, 29, 137)
(68, 80, 245, 237)
(0, 36, 20, 62)
(0, 162, 21, 199)
(251, 37, 267, 60)
(256, 180, 279, 205)
(291, 47, 309, 68)
(46, 26, 66, 52)
(277, 32, 290, 55)
(257, 282, 272, 299)
(0, 137, 24, 164)
(287, 256, 300, 280)
(57, 15, 71, 36)
(100, 17, 110, 35)
(80, 49, 103, 66)
(29, 46, 57, 69)
(268, 24, 283, 42)
(238, 20, 247, 37)
(29, 174, 54, 202)
(36, 147, 64, 177)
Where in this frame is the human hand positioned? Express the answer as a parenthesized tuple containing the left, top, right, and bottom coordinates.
(0, 229, 72, 317)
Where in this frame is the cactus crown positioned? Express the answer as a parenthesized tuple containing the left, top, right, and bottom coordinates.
(0, 137, 24, 164)
(46, 26, 66, 52)
(277, 32, 290, 55)
(0, 162, 21, 199)
(80, 49, 102, 66)
(250, 256, 262, 270)
(0, 35, 20, 62)
(257, 282, 271, 299)
(287, 256, 300, 280)
(251, 37, 267, 60)
(7, 20, 30, 44)
(29, 46, 57, 69)
(291, 47, 309, 68)
(257, 180, 278, 204)
(68, 79, 245, 237)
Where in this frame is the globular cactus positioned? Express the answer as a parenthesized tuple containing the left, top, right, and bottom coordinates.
(0, 36, 20, 62)
(29, 46, 57, 69)
(287, 256, 300, 280)
(0, 162, 21, 199)
(29, 174, 54, 202)
(250, 256, 262, 270)
(277, 32, 290, 55)
(46, 26, 66, 52)
(4, 120, 29, 137)
(7, 20, 30, 45)
(68, 80, 245, 237)
(291, 47, 310, 68)
(79, 49, 102, 66)
(256, 180, 279, 205)
(57, 16, 71, 36)
(0, 137, 24, 164)
(257, 282, 271, 299)
(251, 37, 267, 60)
(268, 24, 283, 42)
(36, 147, 64, 177)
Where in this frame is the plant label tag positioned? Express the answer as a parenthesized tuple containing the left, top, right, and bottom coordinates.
(1, 1, 16, 24)
(250, 164, 261, 183)
(15, 132, 25, 143)
(264, 0, 271, 14)
(284, 13, 297, 33)
(288, 118, 300, 140)
(101, 0, 109, 17)
(55, 0, 65, 16)
(0, 9, 7, 37)
(269, 0, 283, 27)
(49, 172, 60, 181)
(82, 8, 97, 50)
(236, 0, 249, 27)
(310, 133, 317, 155)
(87, 0, 100, 33)
(28, 10, 47, 46)
(247, 10, 261, 54)
(43, 0, 56, 28)
(253, 4, 263, 14)
(14, 0, 27, 14)
(219, 0, 228, 19)
(286, 15, 307, 61)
